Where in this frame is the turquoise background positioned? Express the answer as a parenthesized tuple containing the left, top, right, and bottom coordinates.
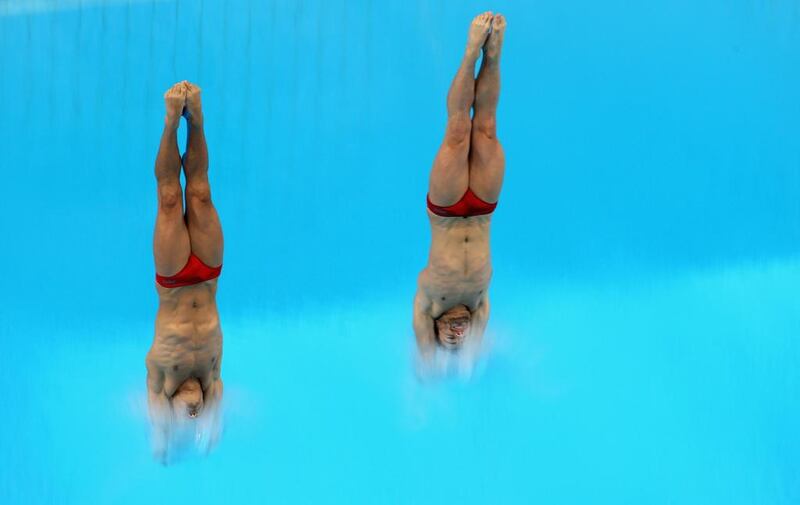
(0, 0, 798, 503)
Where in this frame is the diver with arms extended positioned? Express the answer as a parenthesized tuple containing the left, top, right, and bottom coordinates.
(146, 81, 224, 462)
(413, 12, 506, 367)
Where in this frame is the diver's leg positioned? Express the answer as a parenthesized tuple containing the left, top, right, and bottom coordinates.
(469, 14, 506, 203)
(181, 82, 223, 267)
(153, 82, 191, 276)
(428, 12, 493, 206)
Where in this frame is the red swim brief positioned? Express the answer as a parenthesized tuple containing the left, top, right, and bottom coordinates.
(156, 253, 222, 288)
(426, 188, 498, 218)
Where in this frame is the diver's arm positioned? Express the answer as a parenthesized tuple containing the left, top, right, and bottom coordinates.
(147, 386, 171, 420)
(471, 293, 490, 347)
(204, 378, 223, 409)
(146, 360, 171, 463)
(199, 350, 222, 392)
(413, 290, 436, 361)
(147, 387, 171, 464)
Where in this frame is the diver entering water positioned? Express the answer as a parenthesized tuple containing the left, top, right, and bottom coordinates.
(145, 81, 224, 462)
(413, 12, 507, 362)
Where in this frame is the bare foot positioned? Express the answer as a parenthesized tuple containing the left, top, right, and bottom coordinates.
(467, 12, 493, 58)
(163, 82, 186, 129)
(485, 14, 506, 60)
(182, 81, 203, 127)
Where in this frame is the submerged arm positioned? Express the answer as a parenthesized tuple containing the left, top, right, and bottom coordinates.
(146, 360, 171, 462)
(471, 294, 490, 348)
(196, 378, 224, 454)
(147, 388, 171, 463)
(413, 290, 437, 361)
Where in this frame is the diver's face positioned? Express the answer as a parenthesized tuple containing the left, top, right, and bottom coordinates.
(435, 306, 472, 349)
(172, 379, 204, 419)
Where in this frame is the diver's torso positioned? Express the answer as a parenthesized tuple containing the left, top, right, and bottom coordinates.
(422, 213, 492, 317)
(149, 281, 222, 395)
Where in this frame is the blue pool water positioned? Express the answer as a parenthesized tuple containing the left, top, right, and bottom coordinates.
(1, 0, 799, 503)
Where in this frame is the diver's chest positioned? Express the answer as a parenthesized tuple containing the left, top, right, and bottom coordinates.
(427, 274, 488, 313)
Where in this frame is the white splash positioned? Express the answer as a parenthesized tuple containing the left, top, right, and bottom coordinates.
(416, 330, 492, 381)
(147, 396, 224, 465)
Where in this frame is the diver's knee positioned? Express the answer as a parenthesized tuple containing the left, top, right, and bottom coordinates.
(185, 182, 212, 205)
(445, 116, 472, 146)
(158, 184, 182, 211)
(472, 117, 497, 140)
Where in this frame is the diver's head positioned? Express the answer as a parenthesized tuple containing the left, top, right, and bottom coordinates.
(172, 378, 204, 418)
(435, 305, 472, 349)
